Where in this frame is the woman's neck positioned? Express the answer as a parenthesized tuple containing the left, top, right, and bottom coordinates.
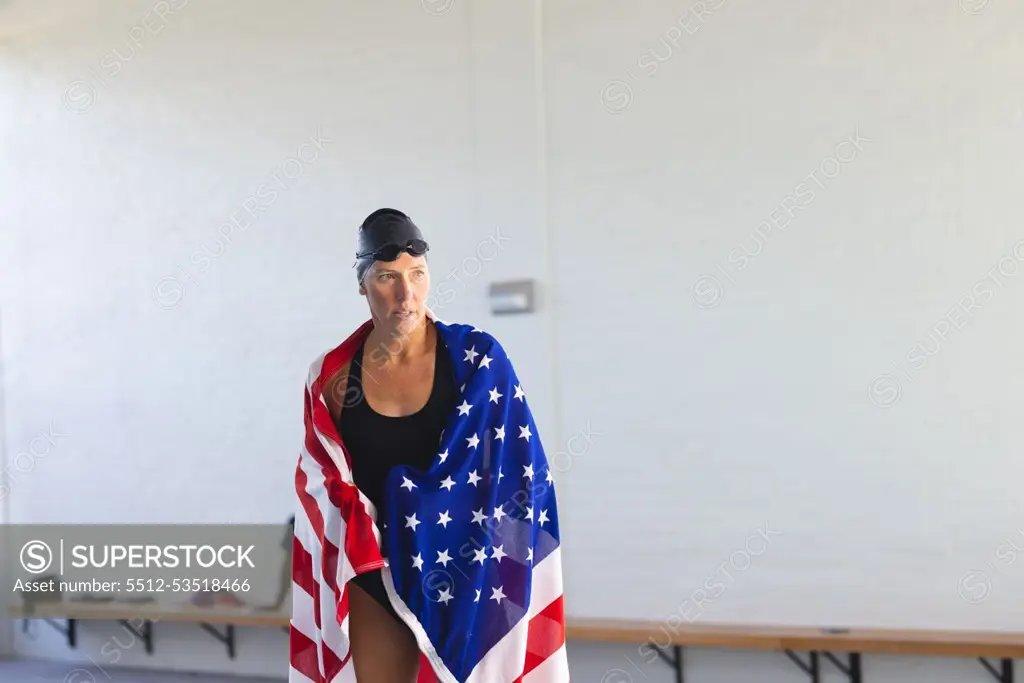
(365, 316, 433, 366)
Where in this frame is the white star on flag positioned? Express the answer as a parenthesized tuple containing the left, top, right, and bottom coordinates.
(457, 400, 472, 416)
(519, 425, 532, 441)
(436, 549, 453, 566)
(437, 588, 454, 605)
(412, 553, 424, 570)
(438, 449, 449, 463)
(489, 387, 503, 404)
(494, 425, 505, 441)
(466, 433, 480, 449)
(538, 509, 550, 526)
(440, 476, 456, 491)
(523, 464, 534, 480)
(405, 514, 421, 530)
(464, 346, 479, 363)
(401, 477, 417, 491)
(514, 384, 525, 401)
(472, 548, 488, 565)
(479, 355, 493, 369)
(491, 545, 507, 562)
(490, 586, 506, 604)
(493, 505, 507, 523)
(472, 508, 487, 526)
(467, 470, 482, 486)
(438, 510, 452, 528)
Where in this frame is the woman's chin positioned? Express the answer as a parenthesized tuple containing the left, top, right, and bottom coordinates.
(393, 313, 421, 335)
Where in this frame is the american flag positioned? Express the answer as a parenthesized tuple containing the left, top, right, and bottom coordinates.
(290, 311, 568, 682)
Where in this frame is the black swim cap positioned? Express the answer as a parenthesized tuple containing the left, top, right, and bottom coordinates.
(354, 208, 430, 283)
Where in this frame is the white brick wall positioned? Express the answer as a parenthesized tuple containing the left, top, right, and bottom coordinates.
(545, 0, 1024, 634)
(2, 0, 1022, 681)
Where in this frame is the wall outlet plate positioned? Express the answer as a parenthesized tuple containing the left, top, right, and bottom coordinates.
(488, 279, 535, 315)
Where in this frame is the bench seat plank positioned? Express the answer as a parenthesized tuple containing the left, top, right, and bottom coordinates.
(566, 618, 1024, 659)
(8, 603, 289, 627)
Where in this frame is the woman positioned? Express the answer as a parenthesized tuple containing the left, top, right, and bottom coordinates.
(327, 207, 457, 681)
(290, 209, 566, 683)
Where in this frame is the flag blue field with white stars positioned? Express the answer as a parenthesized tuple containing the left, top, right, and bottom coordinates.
(380, 320, 563, 682)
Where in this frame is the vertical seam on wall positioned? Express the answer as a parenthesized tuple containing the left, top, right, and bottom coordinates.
(466, 0, 480, 272)
(534, 2, 565, 486)
(0, 307, 10, 657)
(0, 307, 7, 527)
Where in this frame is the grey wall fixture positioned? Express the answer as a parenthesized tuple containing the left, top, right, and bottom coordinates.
(488, 279, 535, 315)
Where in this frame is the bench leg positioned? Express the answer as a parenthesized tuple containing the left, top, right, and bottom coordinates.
(785, 650, 863, 683)
(824, 652, 862, 683)
(648, 644, 684, 683)
(979, 657, 1014, 683)
(784, 650, 820, 683)
(198, 623, 236, 659)
(117, 618, 154, 655)
(27, 617, 77, 648)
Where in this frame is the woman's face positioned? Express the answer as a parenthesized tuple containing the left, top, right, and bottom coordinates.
(359, 252, 431, 336)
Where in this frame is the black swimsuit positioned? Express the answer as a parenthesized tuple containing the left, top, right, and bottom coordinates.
(336, 327, 460, 619)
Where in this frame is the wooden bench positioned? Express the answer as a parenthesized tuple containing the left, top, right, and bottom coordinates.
(568, 618, 1024, 683)
(10, 605, 1023, 682)
(7, 602, 290, 659)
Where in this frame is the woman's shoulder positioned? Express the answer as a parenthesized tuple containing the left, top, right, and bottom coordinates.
(434, 318, 505, 350)
(433, 318, 514, 370)
(304, 319, 373, 386)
